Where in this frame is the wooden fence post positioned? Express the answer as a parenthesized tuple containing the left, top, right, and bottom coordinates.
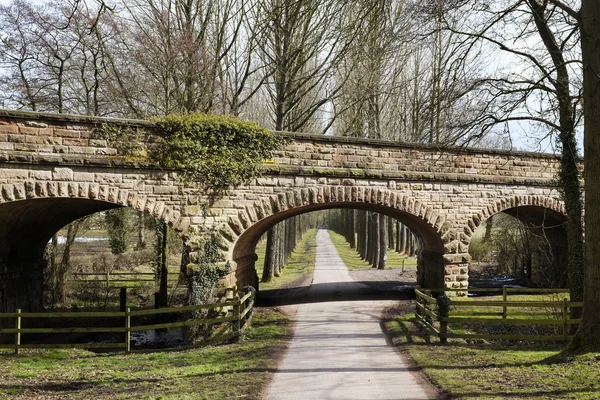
(120, 288, 127, 312)
(437, 295, 450, 344)
(125, 307, 131, 353)
(414, 286, 421, 318)
(562, 298, 569, 338)
(502, 285, 508, 318)
(14, 309, 21, 355)
(233, 296, 241, 341)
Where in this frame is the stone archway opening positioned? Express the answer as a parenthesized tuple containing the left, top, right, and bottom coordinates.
(467, 205, 567, 288)
(230, 201, 445, 297)
(0, 198, 189, 315)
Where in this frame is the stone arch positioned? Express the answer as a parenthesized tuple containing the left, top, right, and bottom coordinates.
(460, 194, 568, 286)
(461, 194, 565, 247)
(221, 186, 449, 290)
(0, 180, 191, 313)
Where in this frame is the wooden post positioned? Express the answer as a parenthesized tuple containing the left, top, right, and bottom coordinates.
(233, 296, 241, 341)
(120, 288, 127, 344)
(125, 307, 131, 353)
(562, 298, 569, 337)
(439, 319, 448, 344)
(436, 296, 450, 344)
(414, 285, 421, 317)
(120, 288, 127, 312)
(502, 285, 508, 318)
(14, 309, 21, 355)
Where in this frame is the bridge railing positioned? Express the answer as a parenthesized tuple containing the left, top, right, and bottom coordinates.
(414, 286, 582, 343)
(0, 287, 254, 354)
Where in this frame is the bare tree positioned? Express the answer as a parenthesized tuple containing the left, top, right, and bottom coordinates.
(253, 0, 362, 133)
(435, 0, 583, 321)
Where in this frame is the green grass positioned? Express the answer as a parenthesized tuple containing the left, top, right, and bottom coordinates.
(385, 305, 600, 400)
(327, 230, 417, 270)
(0, 307, 290, 399)
(255, 229, 318, 290)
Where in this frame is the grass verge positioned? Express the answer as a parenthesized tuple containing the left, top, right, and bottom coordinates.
(0, 307, 290, 399)
(327, 230, 417, 270)
(384, 303, 600, 400)
(255, 229, 318, 291)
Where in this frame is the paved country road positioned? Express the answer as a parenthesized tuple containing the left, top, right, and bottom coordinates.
(264, 230, 436, 400)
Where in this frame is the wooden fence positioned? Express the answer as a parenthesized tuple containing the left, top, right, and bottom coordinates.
(0, 288, 254, 354)
(415, 286, 583, 343)
(71, 271, 181, 286)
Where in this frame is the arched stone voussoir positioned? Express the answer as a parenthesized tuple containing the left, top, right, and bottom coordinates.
(0, 180, 187, 233)
(230, 185, 447, 243)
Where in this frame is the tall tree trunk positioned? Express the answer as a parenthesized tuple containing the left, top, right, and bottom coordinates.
(348, 209, 356, 248)
(378, 213, 387, 269)
(399, 223, 406, 254)
(365, 211, 373, 264)
(567, 2, 600, 353)
(371, 213, 380, 269)
(262, 228, 275, 283)
(484, 214, 494, 242)
(137, 211, 146, 249)
(395, 220, 401, 252)
(387, 216, 394, 249)
(358, 211, 367, 259)
(274, 224, 282, 277)
(55, 220, 85, 304)
(157, 221, 169, 308)
(408, 231, 416, 257)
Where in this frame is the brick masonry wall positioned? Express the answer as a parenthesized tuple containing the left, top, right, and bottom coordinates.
(0, 110, 569, 292)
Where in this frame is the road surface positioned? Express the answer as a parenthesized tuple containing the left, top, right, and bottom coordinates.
(264, 230, 434, 400)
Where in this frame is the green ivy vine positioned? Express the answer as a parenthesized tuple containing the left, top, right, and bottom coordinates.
(151, 113, 284, 199)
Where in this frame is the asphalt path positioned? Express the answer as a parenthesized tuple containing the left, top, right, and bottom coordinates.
(264, 229, 434, 400)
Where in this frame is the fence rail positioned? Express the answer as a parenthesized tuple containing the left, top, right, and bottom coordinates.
(0, 287, 254, 354)
(71, 271, 181, 284)
(414, 286, 582, 343)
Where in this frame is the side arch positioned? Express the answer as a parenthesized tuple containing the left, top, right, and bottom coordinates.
(461, 194, 565, 245)
(459, 194, 567, 286)
(0, 180, 191, 314)
(221, 185, 449, 290)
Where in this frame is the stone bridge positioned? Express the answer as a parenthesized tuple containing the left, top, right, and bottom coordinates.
(0, 110, 568, 312)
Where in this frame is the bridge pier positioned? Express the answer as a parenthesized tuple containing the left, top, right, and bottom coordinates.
(443, 253, 470, 292)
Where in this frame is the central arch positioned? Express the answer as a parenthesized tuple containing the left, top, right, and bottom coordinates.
(224, 186, 448, 291)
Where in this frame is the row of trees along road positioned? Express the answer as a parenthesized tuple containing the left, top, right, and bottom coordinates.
(1, 0, 599, 353)
(327, 209, 419, 270)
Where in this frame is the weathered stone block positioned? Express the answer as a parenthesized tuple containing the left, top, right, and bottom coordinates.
(52, 167, 73, 181)
(73, 172, 95, 182)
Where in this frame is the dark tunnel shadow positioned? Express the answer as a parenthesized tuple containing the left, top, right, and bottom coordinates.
(256, 280, 416, 306)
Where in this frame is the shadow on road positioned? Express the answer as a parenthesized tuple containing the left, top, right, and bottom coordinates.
(257, 280, 415, 307)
